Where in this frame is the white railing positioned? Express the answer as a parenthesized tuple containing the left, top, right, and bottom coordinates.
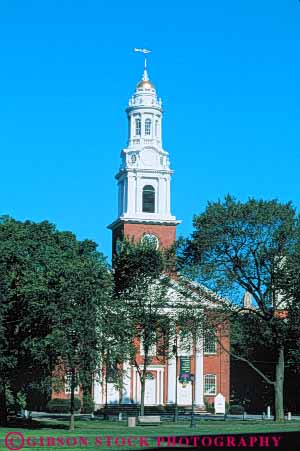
(129, 138, 161, 147)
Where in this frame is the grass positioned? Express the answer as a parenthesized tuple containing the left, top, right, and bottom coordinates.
(0, 419, 299, 450)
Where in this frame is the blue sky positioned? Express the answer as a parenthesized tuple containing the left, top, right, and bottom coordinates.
(1, 0, 299, 261)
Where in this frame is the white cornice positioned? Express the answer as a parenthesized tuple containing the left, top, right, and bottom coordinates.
(116, 168, 174, 180)
(107, 217, 182, 230)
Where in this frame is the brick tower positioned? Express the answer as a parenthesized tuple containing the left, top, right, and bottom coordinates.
(108, 56, 181, 252)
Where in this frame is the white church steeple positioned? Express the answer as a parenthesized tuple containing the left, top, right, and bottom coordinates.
(108, 54, 180, 252)
(113, 61, 179, 225)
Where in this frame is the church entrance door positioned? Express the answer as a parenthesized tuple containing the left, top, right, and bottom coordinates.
(144, 374, 156, 405)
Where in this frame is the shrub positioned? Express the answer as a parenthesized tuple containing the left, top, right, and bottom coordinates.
(46, 397, 81, 413)
(229, 404, 244, 415)
(5, 386, 16, 414)
(16, 391, 27, 410)
(81, 393, 95, 413)
(204, 399, 214, 413)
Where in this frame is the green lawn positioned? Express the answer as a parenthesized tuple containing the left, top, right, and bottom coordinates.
(0, 419, 299, 450)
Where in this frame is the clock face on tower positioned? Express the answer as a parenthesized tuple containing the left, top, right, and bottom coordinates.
(141, 233, 159, 249)
(141, 149, 155, 166)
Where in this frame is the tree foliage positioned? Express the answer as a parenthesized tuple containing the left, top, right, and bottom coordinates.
(181, 196, 295, 305)
(0, 216, 112, 426)
(178, 196, 299, 421)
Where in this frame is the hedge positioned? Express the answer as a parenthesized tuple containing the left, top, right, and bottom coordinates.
(46, 397, 81, 413)
(81, 393, 95, 414)
(229, 404, 245, 415)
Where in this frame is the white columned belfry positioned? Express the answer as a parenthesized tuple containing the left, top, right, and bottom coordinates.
(109, 50, 180, 233)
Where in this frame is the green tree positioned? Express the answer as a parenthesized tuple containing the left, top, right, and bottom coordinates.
(45, 236, 112, 431)
(0, 217, 63, 425)
(179, 196, 298, 421)
(113, 239, 174, 416)
(0, 217, 111, 427)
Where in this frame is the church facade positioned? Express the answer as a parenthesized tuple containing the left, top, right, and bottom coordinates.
(53, 60, 230, 409)
(91, 62, 230, 409)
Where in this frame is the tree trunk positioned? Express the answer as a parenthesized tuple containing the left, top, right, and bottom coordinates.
(174, 353, 178, 423)
(140, 375, 145, 416)
(140, 351, 148, 417)
(104, 371, 108, 420)
(274, 346, 284, 422)
(0, 380, 8, 426)
(69, 368, 76, 431)
(217, 332, 286, 421)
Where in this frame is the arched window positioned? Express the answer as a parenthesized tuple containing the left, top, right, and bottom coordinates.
(142, 233, 159, 249)
(135, 118, 141, 136)
(142, 185, 155, 213)
(155, 120, 158, 136)
(145, 118, 151, 136)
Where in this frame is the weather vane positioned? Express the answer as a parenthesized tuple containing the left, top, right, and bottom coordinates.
(134, 48, 152, 71)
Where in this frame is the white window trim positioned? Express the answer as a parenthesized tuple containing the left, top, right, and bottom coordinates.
(135, 118, 141, 136)
(204, 374, 217, 396)
(204, 335, 217, 355)
(145, 118, 151, 136)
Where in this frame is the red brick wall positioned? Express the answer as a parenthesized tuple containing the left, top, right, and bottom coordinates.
(134, 336, 166, 367)
(112, 222, 177, 254)
(51, 389, 83, 401)
(203, 327, 230, 404)
(124, 223, 176, 249)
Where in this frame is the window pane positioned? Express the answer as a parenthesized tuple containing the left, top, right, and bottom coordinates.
(145, 119, 151, 136)
(204, 333, 217, 354)
(204, 374, 216, 395)
(136, 118, 141, 136)
(143, 185, 155, 213)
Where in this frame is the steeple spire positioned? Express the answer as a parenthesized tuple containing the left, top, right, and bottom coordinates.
(143, 57, 149, 81)
(134, 47, 151, 82)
